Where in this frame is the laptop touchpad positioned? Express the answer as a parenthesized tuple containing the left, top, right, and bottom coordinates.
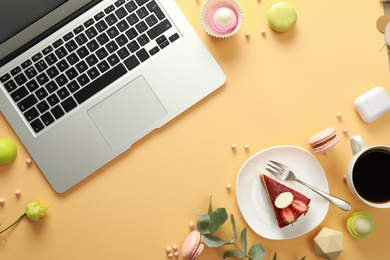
(88, 76, 168, 150)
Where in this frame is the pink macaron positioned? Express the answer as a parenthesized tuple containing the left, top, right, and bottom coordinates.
(308, 127, 339, 154)
(181, 230, 204, 260)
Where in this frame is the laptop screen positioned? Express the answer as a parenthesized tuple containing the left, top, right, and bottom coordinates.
(0, 0, 100, 66)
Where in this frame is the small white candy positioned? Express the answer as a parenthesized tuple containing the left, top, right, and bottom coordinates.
(231, 144, 237, 149)
(26, 158, 32, 165)
(343, 128, 349, 134)
(244, 144, 250, 149)
(166, 247, 172, 253)
(173, 252, 179, 257)
(261, 29, 266, 35)
(15, 190, 21, 196)
(168, 252, 173, 258)
(172, 244, 178, 251)
(337, 112, 343, 119)
(275, 192, 293, 209)
(0, 198, 4, 205)
(189, 222, 195, 229)
(226, 184, 232, 190)
(245, 32, 251, 38)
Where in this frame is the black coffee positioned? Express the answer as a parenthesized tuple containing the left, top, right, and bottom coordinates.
(352, 149, 390, 203)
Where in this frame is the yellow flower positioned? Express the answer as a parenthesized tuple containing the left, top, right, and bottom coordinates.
(25, 201, 48, 222)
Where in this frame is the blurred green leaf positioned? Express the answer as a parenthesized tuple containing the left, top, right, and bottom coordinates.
(209, 208, 228, 234)
(223, 249, 246, 259)
(196, 214, 210, 235)
(300, 257, 306, 260)
(240, 228, 247, 254)
(273, 252, 277, 260)
(208, 196, 213, 215)
(248, 243, 266, 260)
(230, 214, 237, 244)
(203, 234, 232, 247)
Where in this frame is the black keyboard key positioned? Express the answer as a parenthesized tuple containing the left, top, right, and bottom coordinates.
(115, 7, 128, 19)
(32, 53, 43, 62)
(45, 81, 59, 93)
(74, 64, 127, 104)
(136, 0, 149, 6)
(106, 41, 119, 53)
(118, 47, 130, 59)
(1, 73, 11, 83)
(10, 66, 22, 76)
(94, 11, 105, 21)
(42, 46, 53, 55)
(67, 53, 80, 65)
(74, 25, 84, 34)
(86, 54, 98, 66)
(125, 1, 137, 13)
(37, 100, 50, 113)
(116, 35, 129, 47)
(75, 33, 88, 46)
(87, 67, 100, 80)
(104, 4, 115, 14)
(135, 21, 148, 34)
(76, 46, 89, 59)
(127, 13, 139, 25)
(97, 60, 110, 73)
(136, 49, 149, 62)
(169, 33, 180, 42)
(149, 46, 159, 56)
(45, 53, 58, 66)
(52, 39, 64, 49)
(57, 60, 70, 72)
(84, 18, 95, 28)
(35, 60, 48, 72)
(147, 19, 171, 39)
(124, 55, 140, 71)
(127, 40, 140, 52)
(136, 7, 149, 19)
(115, 0, 126, 7)
(63, 32, 74, 42)
(117, 20, 130, 32)
(125, 28, 138, 40)
(25, 66, 38, 79)
(24, 107, 39, 121)
(137, 34, 150, 46)
(47, 66, 60, 79)
(18, 94, 38, 112)
(55, 46, 68, 59)
(77, 73, 90, 87)
(47, 93, 60, 106)
(35, 88, 48, 100)
(3, 80, 17, 92)
(159, 39, 169, 49)
(85, 27, 98, 39)
(95, 20, 108, 32)
(105, 14, 118, 26)
(26, 79, 40, 92)
(51, 105, 65, 119)
(65, 40, 78, 52)
(11, 86, 28, 102)
(96, 47, 109, 60)
(67, 81, 80, 93)
(21, 60, 32, 69)
(66, 67, 78, 80)
(30, 118, 44, 133)
(107, 54, 120, 66)
(75, 61, 88, 73)
(41, 112, 55, 126)
(55, 74, 69, 87)
(146, 1, 165, 20)
(145, 14, 158, 27)
(107, 27, 120, 39)
(61, 97, 77, 112)
(57, 87, 70, 100)
(37, 73, 49, 85)
(14, 73, 27, 86)
(96, 33, 110, 45)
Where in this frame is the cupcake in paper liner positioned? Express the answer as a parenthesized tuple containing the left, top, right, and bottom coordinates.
(201, 0, 244, 38)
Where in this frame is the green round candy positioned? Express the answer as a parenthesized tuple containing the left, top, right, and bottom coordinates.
(268, 2, 297, 32)
(347, 212, 375, 239)
(0, 139, 18, 165)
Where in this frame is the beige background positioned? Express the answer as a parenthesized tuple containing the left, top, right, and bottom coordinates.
(1, 0, 390, 259)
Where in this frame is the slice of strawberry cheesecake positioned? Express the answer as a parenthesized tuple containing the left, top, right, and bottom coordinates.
(260, 173, 311, 228)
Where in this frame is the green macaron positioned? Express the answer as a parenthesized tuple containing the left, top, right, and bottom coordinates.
(268, 2, 297, 32)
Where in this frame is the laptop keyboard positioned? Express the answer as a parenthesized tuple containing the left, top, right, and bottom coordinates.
(0, 0, 180, 134)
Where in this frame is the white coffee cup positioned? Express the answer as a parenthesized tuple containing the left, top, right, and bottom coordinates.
(346, 135, 390, 208)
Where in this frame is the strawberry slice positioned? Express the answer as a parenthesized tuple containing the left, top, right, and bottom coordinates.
(290, 198, 309, 214)
(280, 206, 297, 225)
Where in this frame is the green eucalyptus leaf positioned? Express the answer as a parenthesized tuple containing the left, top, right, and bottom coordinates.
(196, 214, 210, 235)
(230, 214, 237, 243)
(222, 249, 246, 259)
(208, 196, 213, 215)
(209, 208, 228, 234)
(273, 252, 277, 260)
(248, 243, 266, 260)
(202, 234, 232, 248)
(240, 228, 247, 254)
(300, 257, 306, 260)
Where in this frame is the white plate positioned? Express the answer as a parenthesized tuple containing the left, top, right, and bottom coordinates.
(236, 145, 330, 240)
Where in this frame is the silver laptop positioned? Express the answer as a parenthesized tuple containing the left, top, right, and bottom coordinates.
(0, 0, 226, 193)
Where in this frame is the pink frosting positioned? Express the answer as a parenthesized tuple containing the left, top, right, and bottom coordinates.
(210, 7, 238, 33)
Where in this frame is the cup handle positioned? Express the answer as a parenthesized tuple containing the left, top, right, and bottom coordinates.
(351, 135, 366, 155)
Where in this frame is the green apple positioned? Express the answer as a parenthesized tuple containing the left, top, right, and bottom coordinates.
(0, 139, 18, 165)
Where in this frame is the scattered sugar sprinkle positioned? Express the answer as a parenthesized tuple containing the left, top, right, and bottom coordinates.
(15, 190, 21, 196)
(0, 198, 4, 205)
(261, 29, 266, 36)
(244, 144, 250, 150)
(174, 252, 179, 257)
(245, 32, 251, 38)
(226, 184, 232, 190)
(189, 222, 195, 229)
(231, 144, 237, 150)
(343, 128, 349, 134)
(337, 112, 343, 119)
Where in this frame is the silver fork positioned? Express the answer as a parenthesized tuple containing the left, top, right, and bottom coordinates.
(266, 160, 351, 211)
